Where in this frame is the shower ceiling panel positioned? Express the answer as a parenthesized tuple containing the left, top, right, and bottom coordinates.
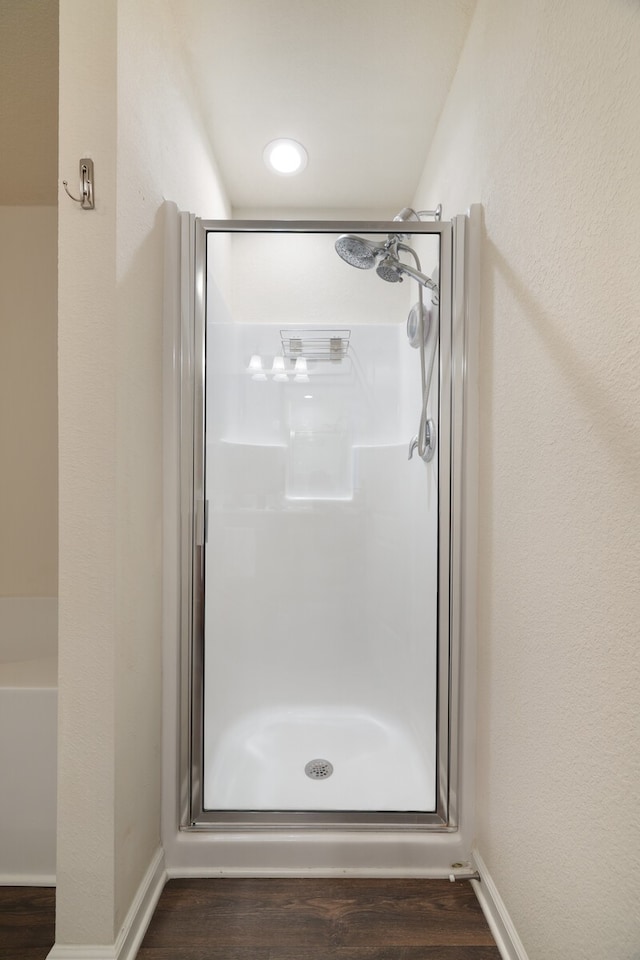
(170, 0, 476, 209)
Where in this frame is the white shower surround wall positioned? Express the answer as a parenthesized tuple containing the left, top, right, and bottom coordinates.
(203, 322, 437, 814)
(161, 206, 480, 875)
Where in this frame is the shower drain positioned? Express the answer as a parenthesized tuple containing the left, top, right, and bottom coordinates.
(305, 758, 334, 780)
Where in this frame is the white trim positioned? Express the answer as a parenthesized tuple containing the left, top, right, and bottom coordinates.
(47, 848, 166, 960)
(167, 866, 458, 880)
(471, 849, 530, 960)
(164, 827, 474, 877)
(0, 873, 55, 886)
(47, 949, 119, 959)
(113, 849, 166, 960)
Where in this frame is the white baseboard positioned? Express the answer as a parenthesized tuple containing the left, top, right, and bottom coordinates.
(0, 873, 55, 886)
(47, 948, 122, 959)
(47, 847, 166, 960)
(471, 848, 530, 960)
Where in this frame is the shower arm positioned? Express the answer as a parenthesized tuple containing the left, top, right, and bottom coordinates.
(416, 206, 442, 221)
(394, 204, 443, 223)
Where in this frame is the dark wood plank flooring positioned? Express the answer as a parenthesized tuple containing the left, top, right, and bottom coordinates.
(0, 886, 55, 960)
(137, 878, 501, 960)
(0, 878, 500, 959)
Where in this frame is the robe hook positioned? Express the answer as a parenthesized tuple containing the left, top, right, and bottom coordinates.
(63, 159, 95, 209)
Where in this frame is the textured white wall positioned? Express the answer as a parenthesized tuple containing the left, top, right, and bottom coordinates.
(57, 0, 118, 940)
(57, 0, 229, 947)
(414, 2, 640, 958)
(114, 0, 230, 935)
(0, 207, 58, 599)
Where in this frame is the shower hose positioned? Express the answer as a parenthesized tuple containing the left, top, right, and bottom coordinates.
(402, 242, 438, 462)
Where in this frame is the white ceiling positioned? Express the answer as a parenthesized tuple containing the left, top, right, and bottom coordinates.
(173, 0, 476, 212)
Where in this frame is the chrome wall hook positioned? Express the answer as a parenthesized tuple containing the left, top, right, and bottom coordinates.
(63, 159, 95, 209)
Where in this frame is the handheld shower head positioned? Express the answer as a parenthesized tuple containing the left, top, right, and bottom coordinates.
(334, 234, 386, 270)
(376, 255, 404, 283)
(376, 253, 438, 293)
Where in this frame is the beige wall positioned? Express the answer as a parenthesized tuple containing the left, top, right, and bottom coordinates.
(0, 0, 58, 205)
(0, 207, 58, 599)
(0, 1, 58, 602)
(56, 0, 229, 947)
(415, 1, 640, 957)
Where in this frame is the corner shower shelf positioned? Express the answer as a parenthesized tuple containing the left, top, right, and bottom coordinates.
(280, 329, 351, 361)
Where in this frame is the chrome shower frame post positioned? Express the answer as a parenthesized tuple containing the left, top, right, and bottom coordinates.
(446, 213, 470, 831)
(188, 219, 208, 826)
(181, 217, 470, 832)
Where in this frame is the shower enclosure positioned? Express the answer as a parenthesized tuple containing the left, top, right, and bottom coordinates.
(175, 212, 474, 840)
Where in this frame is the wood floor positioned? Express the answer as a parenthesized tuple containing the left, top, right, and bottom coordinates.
(0, 886, 55, 960)
(0, 878, 501, 959)
(137, 878, 501, 960)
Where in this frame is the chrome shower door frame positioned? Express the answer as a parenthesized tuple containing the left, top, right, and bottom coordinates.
(182, 217, 467, 831)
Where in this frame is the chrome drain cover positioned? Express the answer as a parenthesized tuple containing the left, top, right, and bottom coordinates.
(305, 758, 333, 780)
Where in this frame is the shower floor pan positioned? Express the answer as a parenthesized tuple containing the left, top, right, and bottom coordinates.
(203, 706, 435, 813)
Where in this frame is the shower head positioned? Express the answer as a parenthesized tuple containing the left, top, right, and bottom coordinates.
(335, 225, 439, 299)
(334, 234, 386, 270)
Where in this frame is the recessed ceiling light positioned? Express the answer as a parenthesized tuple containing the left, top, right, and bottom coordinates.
(263, 138, 308, 176)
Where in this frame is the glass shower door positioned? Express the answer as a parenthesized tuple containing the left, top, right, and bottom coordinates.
(190, 221, 454, 826)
